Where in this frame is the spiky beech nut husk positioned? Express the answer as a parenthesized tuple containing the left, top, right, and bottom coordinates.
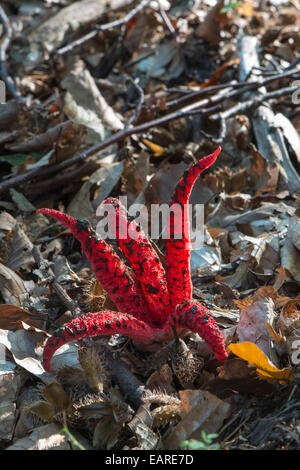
(78, 345, 109, 393)
(152, 404, 181, 427)
(83, 279, 106, 313)
(171, 337, 204, 388)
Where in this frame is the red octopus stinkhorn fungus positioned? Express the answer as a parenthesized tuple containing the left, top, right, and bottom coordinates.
(38, 147, 228, 372)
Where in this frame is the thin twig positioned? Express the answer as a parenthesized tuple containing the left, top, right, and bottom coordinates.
(210, 83, 300, 121)
(27, 159, 99, 195)
(158, 7, 177, 39)
(166, 66, 300, 109)
(123, 50, 155, 70)
(52, 282, 81, 318)
(57, 0, 151, 55)
(284, 55, 300, 71)
(124, 76, 145, 128)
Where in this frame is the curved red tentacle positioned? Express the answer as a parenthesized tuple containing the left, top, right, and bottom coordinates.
(172, 300, 228, 361)
(43, 311, 155, 372)
(103, 198, 171, 327)
(37, 209, 150, 319)
(165, 147, 221, 308)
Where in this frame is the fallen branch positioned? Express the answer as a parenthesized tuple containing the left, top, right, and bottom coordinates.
(102, 348, 147, 409)
(0, 66, 299, 195)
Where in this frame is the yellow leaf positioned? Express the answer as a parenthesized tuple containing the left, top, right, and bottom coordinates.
(238, 0, 254, 17)
(228, 342, 295, 383)
(142, 139, 165, 157)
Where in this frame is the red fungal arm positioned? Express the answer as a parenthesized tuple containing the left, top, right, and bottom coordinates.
(165, 147, 221, 308)
(37, 209, 149, 319)
(42, 311, 155, 372)
(172, 300, 228, 361)
(103, 198, 170, 328)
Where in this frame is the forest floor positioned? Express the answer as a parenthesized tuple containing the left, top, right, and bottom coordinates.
(0, 0, 300, 451)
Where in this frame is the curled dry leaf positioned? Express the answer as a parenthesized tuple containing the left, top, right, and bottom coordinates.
(6, 223, 34, 272)
(273, 266, 286, 291)
(27, 0, 134, 56)
(128, 405, 158, 450)
(0, 329, 48, 381)
(6, 121, 85, 162)
(281, 218, 300, 281)
(0, 402, 16, 441)
(61, 60, 123, 143)
(280, 299, 300, 336)
(233, 266, 289, 311)
(279, 299, 300, 361)
(0, 263, 28, 305)
(249, 143, 279, 193)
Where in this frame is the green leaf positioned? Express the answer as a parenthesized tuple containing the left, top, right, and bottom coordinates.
(181, 432, 220, 450)
(220, 1, 242, 13)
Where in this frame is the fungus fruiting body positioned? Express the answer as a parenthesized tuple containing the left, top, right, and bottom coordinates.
(38, 147, 228, 372)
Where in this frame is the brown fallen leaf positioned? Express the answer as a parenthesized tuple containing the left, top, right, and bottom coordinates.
(146, 363, 176, 394)
(236, 298, 275, 355)
(0, 264, 28, 305)
(0, 304, 45, 331)
(280, 299, 300, 335)
(163, 389, 231, 450)
(196, 0, 227, 45)
(6, 121, 85, 163)
(205, 357, 276, 397)
(249, 143, 279, 194)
